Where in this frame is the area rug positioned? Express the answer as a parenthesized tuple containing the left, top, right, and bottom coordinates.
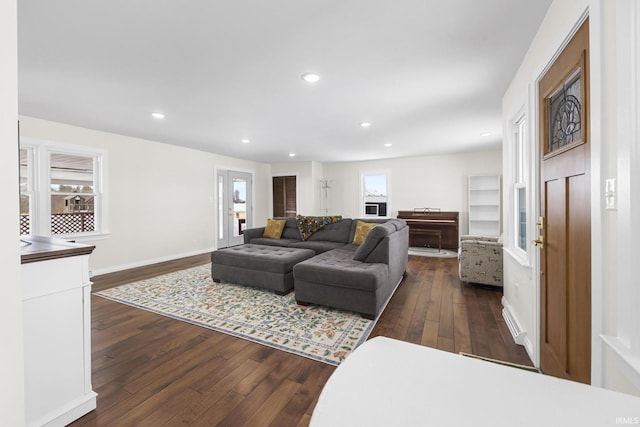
(94, 264, 374, 366)
(408, 247, 458, 258)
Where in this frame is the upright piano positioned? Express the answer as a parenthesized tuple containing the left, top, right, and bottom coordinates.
(397, 209, 459, 250)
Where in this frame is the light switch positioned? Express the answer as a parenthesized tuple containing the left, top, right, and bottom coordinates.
(605, 178, 616, 210)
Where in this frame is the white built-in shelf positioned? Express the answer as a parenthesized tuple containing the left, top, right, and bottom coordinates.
(468, 175, 501, 236)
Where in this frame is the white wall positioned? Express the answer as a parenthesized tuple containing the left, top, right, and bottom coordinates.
(598, 0, 640, 396)
(323, 150, 502, 232)
(502, 0, 640, 396)
(20, 116, 270, 275)
(0, 0, 25, 425)
(311, 161, 324, 215)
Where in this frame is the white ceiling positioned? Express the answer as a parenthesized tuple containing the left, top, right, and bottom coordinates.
(17, 0, 552, 163)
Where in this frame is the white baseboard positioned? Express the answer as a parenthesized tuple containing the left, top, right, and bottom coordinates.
(501, 296, 535, 362)
(29, 392, 96, 427)
(601, 335, 640, 392)
(90, 248, 214, 277)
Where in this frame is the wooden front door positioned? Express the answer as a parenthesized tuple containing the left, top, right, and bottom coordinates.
(538, 19, 591, 384)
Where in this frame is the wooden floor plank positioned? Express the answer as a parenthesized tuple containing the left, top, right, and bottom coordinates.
(453, 301, 473, 354)
(243, 379, 302, 427)
(69, 253, 532, 426)
(437, 267, 455, 342)
(188, 342, 264, 394)
(187, 391, 246, 427)
(162, 358, 262, 426)
(276, 362, 334, 427)
(420, 318, 439, 348)
(108, 386, 201, 427)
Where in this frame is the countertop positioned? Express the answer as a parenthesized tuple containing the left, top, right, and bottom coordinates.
(20, 235, 95, 264)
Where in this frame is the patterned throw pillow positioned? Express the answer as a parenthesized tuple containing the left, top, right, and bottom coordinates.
(352, 221, 378, 245)
(263, 218, 286, 239)
(296, 215, 343, 241)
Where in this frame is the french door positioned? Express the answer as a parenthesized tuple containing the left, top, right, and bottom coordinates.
(217, 170, 252, 248)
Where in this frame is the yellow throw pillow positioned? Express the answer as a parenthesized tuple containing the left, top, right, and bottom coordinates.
(263, 218, 286, 239)
(352, 221, 378, 245)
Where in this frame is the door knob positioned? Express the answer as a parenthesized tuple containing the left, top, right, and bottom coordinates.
(532, 236, 544, 248)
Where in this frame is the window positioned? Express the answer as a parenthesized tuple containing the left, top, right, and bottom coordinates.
(362, 172, 389, 217)
(513, 116, 528, 253)
(19, 139, 108, 239)
(19, 147, 34, 235)
(49, 152, 98, 235)
(272, 175, 297, 217)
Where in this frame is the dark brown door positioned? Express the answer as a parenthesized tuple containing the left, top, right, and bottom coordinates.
(272, 176, 297, 217)
(537, 19, 591, 384)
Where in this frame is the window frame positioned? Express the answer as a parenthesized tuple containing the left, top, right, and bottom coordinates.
(512, 114, 529, 261)
(19, 143, 36, 236)
(21, 137, 109, 241)
(360, 170, 390, 218)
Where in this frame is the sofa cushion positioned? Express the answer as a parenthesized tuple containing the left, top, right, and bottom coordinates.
(263, 218, 286, 239)
(352, 221, 379, 245)
(278, 217, 301, 240)
(384, 219, 407, 231)
(353, 222, 395, 262)
(294, 247, 389, 292)
(247, 237, 300, 247)
(348, 218, 389, 242)
(296, 215, 343, 240)
(289, 240, 347, 254)
(307, 218, 353, 243)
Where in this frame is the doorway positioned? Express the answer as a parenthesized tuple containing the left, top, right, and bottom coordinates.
(537, 18, 591, 384)
(272, 175, 297, 218)
(217, 170, 252, 248)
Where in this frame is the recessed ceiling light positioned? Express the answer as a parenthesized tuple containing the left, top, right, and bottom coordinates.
(289, 153, 296, 157)
(151, 112, 165, 119)
(241, 138, 251, 144)
(360, 122, 372, 128)
(480, 132, 491, 137)
(384, 143, 393, 147)
(301, 72, 320, 83)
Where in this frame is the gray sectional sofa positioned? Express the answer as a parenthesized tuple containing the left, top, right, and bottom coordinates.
(212, 217, 409, 319)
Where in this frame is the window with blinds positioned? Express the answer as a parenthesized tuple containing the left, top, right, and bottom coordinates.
(272, 176, 297, 217)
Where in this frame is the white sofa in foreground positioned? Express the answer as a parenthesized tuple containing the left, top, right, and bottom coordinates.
(311, 337, 640, 426)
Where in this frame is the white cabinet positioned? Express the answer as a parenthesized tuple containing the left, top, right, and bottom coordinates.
(21, 236, 96, 427)
(468, 175, 501, 236)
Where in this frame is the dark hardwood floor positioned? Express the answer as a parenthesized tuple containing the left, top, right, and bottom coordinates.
(71, 254, 532, 427)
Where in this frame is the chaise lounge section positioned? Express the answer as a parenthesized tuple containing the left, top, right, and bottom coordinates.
(294, 220, 409, 319)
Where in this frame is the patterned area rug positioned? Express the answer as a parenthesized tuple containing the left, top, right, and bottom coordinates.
(94, 264, 374, 365)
